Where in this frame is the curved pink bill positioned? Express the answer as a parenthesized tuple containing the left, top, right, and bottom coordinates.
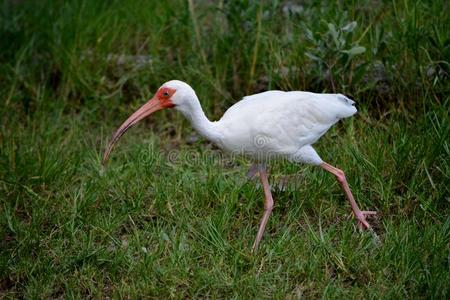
(103, 97, 162, 165)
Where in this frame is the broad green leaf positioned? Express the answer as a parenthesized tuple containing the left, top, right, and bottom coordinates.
(328, 23, 340, 47)
(343, 46, 366, 56)
(342, 21, 357, 32)
(305, 28, 315, 41)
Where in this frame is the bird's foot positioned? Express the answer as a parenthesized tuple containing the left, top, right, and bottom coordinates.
(354, 210, 377, 230)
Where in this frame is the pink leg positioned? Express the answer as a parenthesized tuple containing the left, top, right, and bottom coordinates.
(321, 162, 376, 230)
(252, 165, 274, 251)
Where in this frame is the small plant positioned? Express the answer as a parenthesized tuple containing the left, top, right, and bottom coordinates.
(304, 18, 367, 92)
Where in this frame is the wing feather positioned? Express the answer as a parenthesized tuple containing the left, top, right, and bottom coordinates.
(217, 91, 357, 155)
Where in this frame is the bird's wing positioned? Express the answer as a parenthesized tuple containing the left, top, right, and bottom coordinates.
(220, 90, 287, 120)
(221, 91, 356, 126)
(218, 91, 357, 155)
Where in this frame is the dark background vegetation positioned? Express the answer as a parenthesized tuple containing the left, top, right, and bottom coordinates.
(1, 0, 449, 298)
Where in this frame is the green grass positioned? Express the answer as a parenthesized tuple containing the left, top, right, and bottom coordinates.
(1, 0, 449, 298)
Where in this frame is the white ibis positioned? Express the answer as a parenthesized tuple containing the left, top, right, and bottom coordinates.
(103, 80, 376, 251)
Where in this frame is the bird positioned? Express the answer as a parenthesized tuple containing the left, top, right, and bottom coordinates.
(103, 80, 376, 251)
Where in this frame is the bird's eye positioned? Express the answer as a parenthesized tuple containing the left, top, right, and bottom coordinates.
(163, 91, 169, 97)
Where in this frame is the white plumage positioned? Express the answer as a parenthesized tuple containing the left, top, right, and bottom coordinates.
(104, 80, 376, 251)
(217, 90, 357, 163)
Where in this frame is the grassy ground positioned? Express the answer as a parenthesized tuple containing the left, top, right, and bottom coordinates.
(1, 0, 449, 298)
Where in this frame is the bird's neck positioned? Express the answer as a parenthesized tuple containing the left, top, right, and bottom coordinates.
(178, 96, 222, 143)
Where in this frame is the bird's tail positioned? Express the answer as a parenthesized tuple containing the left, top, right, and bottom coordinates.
(336, 94, 357, 118)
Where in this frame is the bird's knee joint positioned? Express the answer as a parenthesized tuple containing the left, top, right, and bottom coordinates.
(335, 169, 346, 182)
(264, 202, 274, 211)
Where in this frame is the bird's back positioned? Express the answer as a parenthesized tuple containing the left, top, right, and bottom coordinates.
(221, 91, 356, 121)
(217, 91, 357, 158)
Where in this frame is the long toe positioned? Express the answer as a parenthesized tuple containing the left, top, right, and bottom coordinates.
(361, 210, 377, 216)
(354, 209, 378, 230)
(357, 218, 371, 230)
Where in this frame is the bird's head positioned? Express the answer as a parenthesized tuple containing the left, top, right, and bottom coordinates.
(102, 80, 196, 164)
